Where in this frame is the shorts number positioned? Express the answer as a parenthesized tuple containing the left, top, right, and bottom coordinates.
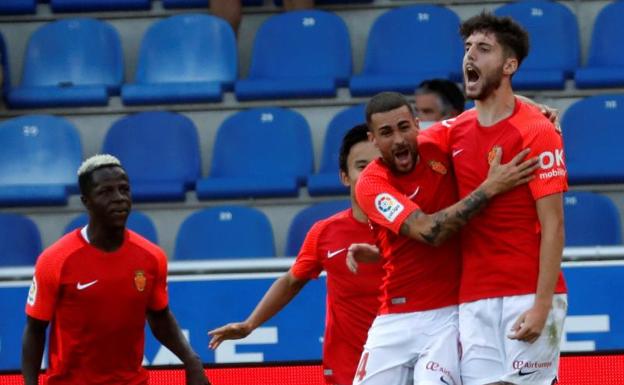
(355, 351, 369, 382)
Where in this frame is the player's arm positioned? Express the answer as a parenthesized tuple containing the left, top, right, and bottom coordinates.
(21, 316, 48, 385)
(208, 272, 308, 349)
(147, 307, 210, 385)
(509, 193, 564, 343)
(401, 147, 539, 246)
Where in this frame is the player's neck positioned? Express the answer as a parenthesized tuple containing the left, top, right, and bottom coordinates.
(351, 198, 368, 224)
(475, 83, 516, 127)
(87, 220, 125, 252)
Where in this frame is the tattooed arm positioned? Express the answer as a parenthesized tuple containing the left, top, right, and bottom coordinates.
(399, 147, 538, 246)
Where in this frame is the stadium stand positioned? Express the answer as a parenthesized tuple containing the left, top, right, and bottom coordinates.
(0, 0, 35, 15)
(494, 0, 580, 90)
(285, 200, 350, 256)
(7, 18, 123, 108)
(64, 211, 159, 244)
(234, 9, 352, 100)
(349, 5, 463, 96)
(102, 111, 201, 202)
(0, 115, 82, 207)
(174, 206, 276, 259)
(50, 0, 151, 12)
(121, 14, 236, 105)
(0, 32, 9, 102)
(307, 104, 365, 196)
(575, 0, 624, 88)
(196, 107, 313, 199)
(564, 192, 622, 247)
(0, 213, 41, 267)
(561, 94, 624, 184)
(163, 0, 263, 8)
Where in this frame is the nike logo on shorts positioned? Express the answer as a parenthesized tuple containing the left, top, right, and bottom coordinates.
(518, 368, 538, 376)
(76, 280, 98, 290)
(327, 248, 346, 258)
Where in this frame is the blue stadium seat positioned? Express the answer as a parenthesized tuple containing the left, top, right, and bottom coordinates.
(561, 94, 624, 184)
(174, 206, 275, 260)
(0, 115, 82, 206)
(495, 0, 580, 90)
(50, 0, 150, 12)
(275, 0, 371, 4)
(285, 200, 350, 256)
(564, 192, 622, 246)
(576, 1, 624, 88)
(0, 0, 36, 14)
(8, 18, 123, 108)
(103, 111, 201, 202)
(64, 211, 159, 244)
(350, 5, 463, 96)
(0, 213, 41, 267)
(0, 32, 10, 101)
(122, 14, 236, 105)
(196, 107, 313, 199)
(163, 0, 262, 8)
(235, 10, 351, 100)
(307, 104, 365, 196)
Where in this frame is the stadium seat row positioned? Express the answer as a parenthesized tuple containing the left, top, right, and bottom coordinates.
(4, 2, 624, 108)
(1, 192, 621, 267)
(1, 93, 623, 206)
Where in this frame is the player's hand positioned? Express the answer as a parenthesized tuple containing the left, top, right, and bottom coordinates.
(483, 147, 540, 196)
(208, 321, 253, 350)
(346, 243, 380, 274)
(507, 305, 550, 343)
(184, 358, 210, 385)
(538, 104, 562, 134)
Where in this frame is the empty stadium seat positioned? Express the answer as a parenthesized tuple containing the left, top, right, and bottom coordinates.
(0, 0, 35, 14)
(0, 32, 10, 101)
(50, 0, 150, 12)
(122, 14, 236, 105)
(196, 107, 313, 199)
(235, 10, 351, 100)
(350, 5, 463, 96)
(275, 0, 371, 4)
(561, 94, 624, 184)
(495, 0, 580, 90)
(164, 0, 262, 8)
(8, 18, 123, 108)
(174, 206, 275, 260)
(0, 115, 82, 206)
(285, 200, 350, 256)
(576, 1, 624, 88)
(0, 213, 41, 267)
(564, 192, 622, 246)
(103, 111, 201, 202)
(307, 104, 365, 196)
(64, 211, 159, 244)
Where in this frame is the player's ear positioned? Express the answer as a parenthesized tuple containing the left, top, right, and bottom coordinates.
(339, 170, 350, 187)
(503, 57, 518, 76)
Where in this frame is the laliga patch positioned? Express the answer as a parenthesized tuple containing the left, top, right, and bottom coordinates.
(134, 270, 146, 292)
(375, 193, 404, 222)
(27, 277, 37, 306)
(428, 160, 447, 175)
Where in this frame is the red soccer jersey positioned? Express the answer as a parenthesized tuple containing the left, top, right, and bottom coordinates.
(291, 209, 383, 385)
(26, 229, 169, 385)
(355, 139, 461, 315)
(425, 99, 568, 303)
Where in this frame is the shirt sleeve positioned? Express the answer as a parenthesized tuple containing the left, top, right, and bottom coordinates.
(356, 168, 421, 234)
(524, 121, 569, 200)
(290, 221, 325, 280)
(148, 248, 169, 311)
(25, 251, 60, 321)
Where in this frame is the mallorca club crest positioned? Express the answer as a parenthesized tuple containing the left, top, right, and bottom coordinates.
(488, 146, 501, 165)
(428, 160, 447, 175)
(134, 270, 146, 292)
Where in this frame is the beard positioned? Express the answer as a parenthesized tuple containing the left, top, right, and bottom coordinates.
(465, 63, 504, 100)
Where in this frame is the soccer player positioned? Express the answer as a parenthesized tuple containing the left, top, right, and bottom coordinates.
(352, 91, 538, 385)
(414, 79, 465, 126)
(427, 12, 568, 385)
(208, 124, 385, 385)
(22, 155, 209, 385)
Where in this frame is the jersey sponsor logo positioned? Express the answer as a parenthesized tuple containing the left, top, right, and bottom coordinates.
(76, 280, 98, 290)
(326, 248, 346, 259)
(452, 148, 464, 157)
(429, 160, 447, 175)
(27, 277, 37, 306)
(513, 359, 552, 376)
(134, 270, 146, 292)
(426, 361, 458, 385)
(374, 193, 404, 223)
(538, 149, 567, 180)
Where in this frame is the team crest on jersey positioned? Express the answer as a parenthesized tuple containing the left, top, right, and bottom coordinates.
(428, 160, 447, 175)
(27, 277, 37, 306)
(487, 146, 501, 165)
(375, 193, 404, 222)
(134, 270, 146, 292)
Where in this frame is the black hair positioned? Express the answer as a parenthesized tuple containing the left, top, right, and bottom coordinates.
(416, 79, 466, 114)
(339, 123, 369, 174)
(365, 92, 414, 124)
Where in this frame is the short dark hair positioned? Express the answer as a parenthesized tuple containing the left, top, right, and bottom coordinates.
(339, 123, 369, 174)
(460, 11, 529, 67)
(365, 92, 414, 124)
(416, 79, 465, 115)
(77, 154, 126, 196)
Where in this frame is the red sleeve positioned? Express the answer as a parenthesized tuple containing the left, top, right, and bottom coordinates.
(419, 119, 453, 155)
(356, 167, 420, 234)
(523, 121, 568, 200)
(148, 248, 169, 311)
(290, 221, 325, 280)
(25, 251, 61, 321)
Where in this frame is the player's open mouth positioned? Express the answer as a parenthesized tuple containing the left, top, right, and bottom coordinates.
(393, 148, 411, 168)
(465, 65, 480, 86)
